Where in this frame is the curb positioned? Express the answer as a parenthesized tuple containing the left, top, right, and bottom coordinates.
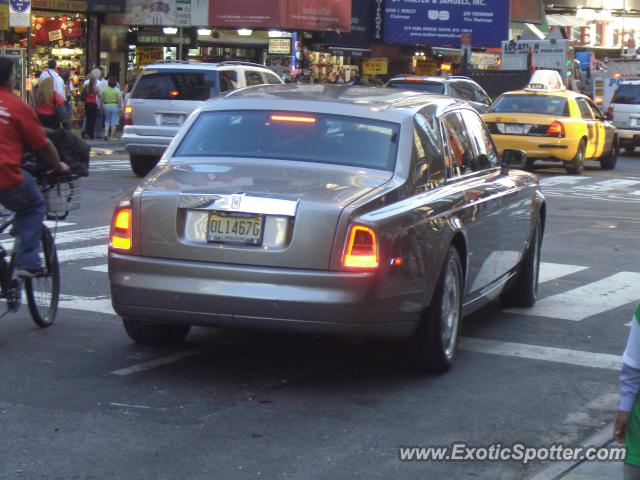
(527, 423, 616, 480)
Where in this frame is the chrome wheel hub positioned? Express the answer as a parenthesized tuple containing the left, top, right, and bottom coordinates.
(440, 259, 461, 360)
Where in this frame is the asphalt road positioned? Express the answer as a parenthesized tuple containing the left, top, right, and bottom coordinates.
(1, 153, 639, 480)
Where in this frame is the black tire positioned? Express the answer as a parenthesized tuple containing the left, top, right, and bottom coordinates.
(500, 217, 542, 308)
(600, 137, 618, 170)
(403, 247, 463, 374)
(129, 155, 159, 177)
(566, 139, 585, 175)
(123, 318, 191, 346)
(25, 226, 60, 328)
(625, 146, 635, 154)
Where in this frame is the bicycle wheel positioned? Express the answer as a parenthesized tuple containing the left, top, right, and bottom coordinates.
(25, 225, 59, 327)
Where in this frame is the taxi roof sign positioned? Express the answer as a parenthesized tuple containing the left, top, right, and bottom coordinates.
(525, 70, 566, 92)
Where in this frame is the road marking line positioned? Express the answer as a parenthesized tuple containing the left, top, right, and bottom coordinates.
(506, 272, 640, 321)
(1, 226, 109, 249)
(539, 262, 588, 284)
(459, 337, 622, 370)
(45, 221, 74, 228)
(83, 264, 108, 273)
(59, 294, 115, 315)
(588, 179, 640, 189)
(109, 402, 152, 410)
(111, 350, 203, 376)
(539, 176, 591, 186)
(57, 244, 107, 263)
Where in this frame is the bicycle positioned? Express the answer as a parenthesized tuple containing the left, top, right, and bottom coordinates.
(0, 170, 79, 327)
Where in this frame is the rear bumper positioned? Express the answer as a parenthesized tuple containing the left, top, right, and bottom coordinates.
(109, 253, 419, 338)
(616, 128, 640, 144)
(121, 127, 173, 157)
(493, 134, 576, 161)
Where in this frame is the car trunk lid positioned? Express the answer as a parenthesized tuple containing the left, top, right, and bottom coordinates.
(138, 159, 392, 270)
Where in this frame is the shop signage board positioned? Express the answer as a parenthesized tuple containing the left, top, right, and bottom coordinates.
(136, 45, 163, 65)
(32, 0, 86, 11)
(106, 0, 209, 26)
(362, 57, 388, 75)
(415, 59, 438, 76)
(9, 0, 30, 28)
(0, 0, 8, 31)
(48, 28, 63, 41)
(265, 55, 291, 78)
(209, 0, 351, 32)
(268, 38, 291, 55)
(87, 0, 124, 13)
(383, 0, 510, 48)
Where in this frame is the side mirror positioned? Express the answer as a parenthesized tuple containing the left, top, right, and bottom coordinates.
(501, 149, 527, 174)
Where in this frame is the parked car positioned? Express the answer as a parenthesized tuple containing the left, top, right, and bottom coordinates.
(385, 75, 492, 113)
(483, 80, 618, 174)
(607, 80, 640, 154)
(109, 85, 545, 373)
(121, 61, 284, 177)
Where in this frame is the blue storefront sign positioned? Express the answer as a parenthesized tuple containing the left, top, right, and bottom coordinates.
(384, 0, 510, 48)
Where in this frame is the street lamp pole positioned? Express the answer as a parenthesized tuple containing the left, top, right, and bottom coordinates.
(622, 0, 626, 54)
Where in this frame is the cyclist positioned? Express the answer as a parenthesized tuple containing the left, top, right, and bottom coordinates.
(0, 57, 69, 278)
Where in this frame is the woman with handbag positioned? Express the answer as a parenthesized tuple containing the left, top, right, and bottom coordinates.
(81, 73, 101, 140)
(35, 76, 66, 129)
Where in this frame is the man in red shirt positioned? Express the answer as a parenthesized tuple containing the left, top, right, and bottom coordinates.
(0, 58, 69, 277)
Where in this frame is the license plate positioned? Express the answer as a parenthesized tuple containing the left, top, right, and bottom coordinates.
(161, 114, 183, 126)
(505, 124, 525, 135)
(207, 212, 263, 245)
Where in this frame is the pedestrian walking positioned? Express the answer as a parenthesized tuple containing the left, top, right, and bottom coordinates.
(101, 76, 122, 141)
(81, 73, 100, 140)
(615, 303, 640, 479)
(38, 59, 66, 100)
(60, 68, 73, 129)
(34, 76, 65, 129)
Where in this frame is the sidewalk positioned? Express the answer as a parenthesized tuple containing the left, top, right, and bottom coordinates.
(70, 128, 125, 156)
(529, 424, 625, 480)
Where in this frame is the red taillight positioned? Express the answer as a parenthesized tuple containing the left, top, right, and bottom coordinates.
(342, 226, 378, 269)
(124, 105, 133, 126)
(110, 208, 132, 251)
(546, 121, 565, 137)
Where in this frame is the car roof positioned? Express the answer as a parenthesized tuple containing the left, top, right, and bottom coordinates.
(143, 62, 273, 71)
(203, 85, 464, 122)
(499, 89, 586, 100)
(388, 75, 474, 83)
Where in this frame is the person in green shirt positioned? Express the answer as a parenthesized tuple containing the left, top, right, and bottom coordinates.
(101, 76, 122, 141)
(615, 303, 640, 479)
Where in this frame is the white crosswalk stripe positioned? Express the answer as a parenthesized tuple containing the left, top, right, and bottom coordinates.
(90, 160, 132, 172)
(540, 175, 640, 203)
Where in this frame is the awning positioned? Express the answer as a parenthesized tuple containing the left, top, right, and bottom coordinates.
(546, 14, 589, 27)
(198, 36, 269, 48)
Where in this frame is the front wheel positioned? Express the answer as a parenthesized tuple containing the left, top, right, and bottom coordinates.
(25, 225, 60, 328)
(402, 247, 463, 373)
(123, 318, 191, 346)
(566, 140, 585, 175)
(600, 137, 618, 170)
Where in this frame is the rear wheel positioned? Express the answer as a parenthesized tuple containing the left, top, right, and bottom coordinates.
(600, 137, 618, 170)
(129, 155, 160, 177)
(123, 318, 191, 346)
(500, 217, 542, 308)
(25, 226, 59, 328)
(403, 247, 463, 373)
(566, 139, 585, 175)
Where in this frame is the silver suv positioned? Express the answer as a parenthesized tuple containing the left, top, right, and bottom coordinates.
(122, 61, 284, 176)
(608, 80, 640, 154)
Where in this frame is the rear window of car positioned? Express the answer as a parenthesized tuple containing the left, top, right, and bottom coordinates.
(612, 84, 640, 104)
(387, 81, 445, 94)
(174, 111, 400, 171)
(132, 69, 217, 101)
(489, 94, 570, 116)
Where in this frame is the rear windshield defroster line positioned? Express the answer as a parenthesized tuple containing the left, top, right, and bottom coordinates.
(173, 111, 401, 171)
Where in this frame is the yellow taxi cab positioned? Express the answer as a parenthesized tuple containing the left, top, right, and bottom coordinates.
(482, 71, 618, 174)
